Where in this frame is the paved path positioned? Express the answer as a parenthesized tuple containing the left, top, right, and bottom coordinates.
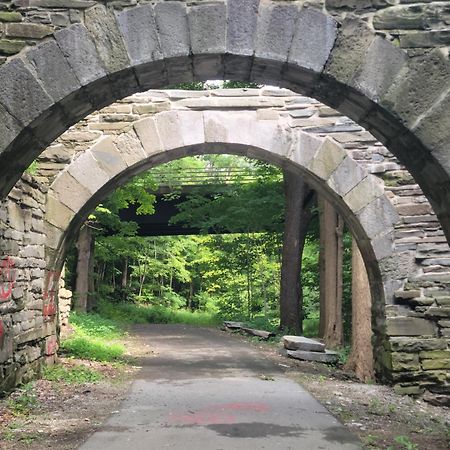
(79, 324, 361, 450)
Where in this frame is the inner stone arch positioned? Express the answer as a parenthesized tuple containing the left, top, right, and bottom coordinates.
(1, 88, 449, 398)
(41, 105, 404, 380)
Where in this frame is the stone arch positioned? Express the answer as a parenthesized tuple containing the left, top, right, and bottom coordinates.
(0, 0, 449, 242)
(44, 109, 401, 376)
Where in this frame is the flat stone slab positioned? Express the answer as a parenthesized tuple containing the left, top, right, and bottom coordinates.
(287, 349, 339, 364)
(223, 321, 243, 330)
(283, 335, 326, 352)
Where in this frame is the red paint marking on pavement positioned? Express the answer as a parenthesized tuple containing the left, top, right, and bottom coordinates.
(215, 402, 270, 413)
(0, 256, 16, 301)
(169, 411, 236, 426)
(168, 402, 270, 426)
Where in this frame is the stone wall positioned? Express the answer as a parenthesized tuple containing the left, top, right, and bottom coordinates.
(36, 88, 449, 402)
(0, 0, 448, 66)
(0, 173, 57, 393)
(0, 88, 449, 403)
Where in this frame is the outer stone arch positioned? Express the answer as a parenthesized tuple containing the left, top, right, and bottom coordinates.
(0, 0, 449, 242)
(44, 109, 400, 377)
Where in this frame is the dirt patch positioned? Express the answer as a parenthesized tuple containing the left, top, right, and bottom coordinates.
(0, 343, 139, 449)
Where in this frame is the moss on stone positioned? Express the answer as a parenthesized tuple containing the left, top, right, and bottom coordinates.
(0, 12, 23, 23)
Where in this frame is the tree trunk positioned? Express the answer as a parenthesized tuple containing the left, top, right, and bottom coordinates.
(121, 257, 128, 288)
(87, 233, 96, 311)
(74, 225, 92, 312)
(344, 239, 374, 381)
(279, 170, 311, 334)
(319, 198, 344, 348)
(188, 280, 194, 310)
(319, 197, 327, 337)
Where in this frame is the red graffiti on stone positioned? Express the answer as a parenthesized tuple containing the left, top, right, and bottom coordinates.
(0, 256, 16, 301)
(43, 270, 60, 317)
(45, 336, 58, 355)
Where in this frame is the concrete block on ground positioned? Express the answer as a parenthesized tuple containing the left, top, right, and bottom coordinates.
(283, 336, 326, 353)
(287, 349, 339, 364)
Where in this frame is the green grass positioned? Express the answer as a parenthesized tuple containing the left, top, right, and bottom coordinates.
(43, 364, 103, 384)
(63, 303, 220, 362)
(69, 312, 124, 339)
(7, 383, 38, 416)
(61, 312, 126, 362)
(303, 318, 319, 338)
(97, 300, 221, 327)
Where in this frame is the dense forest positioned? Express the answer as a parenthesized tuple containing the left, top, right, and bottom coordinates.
(62, 82, 374, 382)
(65, 154, 353, 339)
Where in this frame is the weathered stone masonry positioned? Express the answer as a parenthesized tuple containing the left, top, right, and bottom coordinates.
(0, 174, 58, 392)
(0, 1, 448, 404)
(0, 1, 450, 245)
(2, 88, 448, 400)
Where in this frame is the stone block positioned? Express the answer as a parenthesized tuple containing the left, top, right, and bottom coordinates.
(288, 109, 315, 119)
(0, 12, 23, 22)
(357, 195, 399, 240)
(67, 151, 110, 195)
(393, 383, 424, 396)
(308, 138, 347, 181)
(154, 1, 190, 59)
(283, 336, 325, 352)
(27, 40, 81, 103)
(85, 4, 130, 73)
(0, 39, 26, 55)
(327, 156, 367, 197)
(343, 175, 385, 213)
(381, 49, 450, 128)
(133, 117, 164, 157)
(287, 349, 339, 364)
(255, 2, 299, 63)
(0, 104, 22, 157)
(389, 337, 447, 352)
(289, 131, 324, 168)
(420, 350, 450, 360)
(413, 92, 450, 171)
(27, 0, 96, 7)
(227, 0, 259, 56)
(288, 7, 337, 73)
(373, 3, 449, 30)
(422, 358, 450, 370)
(352, 36, 407, 102)
(5, 23, 53, 39)
(386, 316, 437, 337)
(425, 307, 450, 319)
(116, 4, 163, 67)
(55, 24, 107, 86)
(156, 111, 205, 151)
(324, 18, 376, 85)
(89, 136, 127, 178)
(399, 30, 450, 48)
(188, 2, 226, 55)
(114, 129, 147, 167)
(391, 352, 420, 371)
(51, 171, 91, 213)
(0, 58, 52, 127)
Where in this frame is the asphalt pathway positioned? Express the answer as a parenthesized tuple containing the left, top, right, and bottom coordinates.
(79, 324, 361, 450)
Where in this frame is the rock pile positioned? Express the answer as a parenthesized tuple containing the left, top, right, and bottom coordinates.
(283, 335, 339, 364)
